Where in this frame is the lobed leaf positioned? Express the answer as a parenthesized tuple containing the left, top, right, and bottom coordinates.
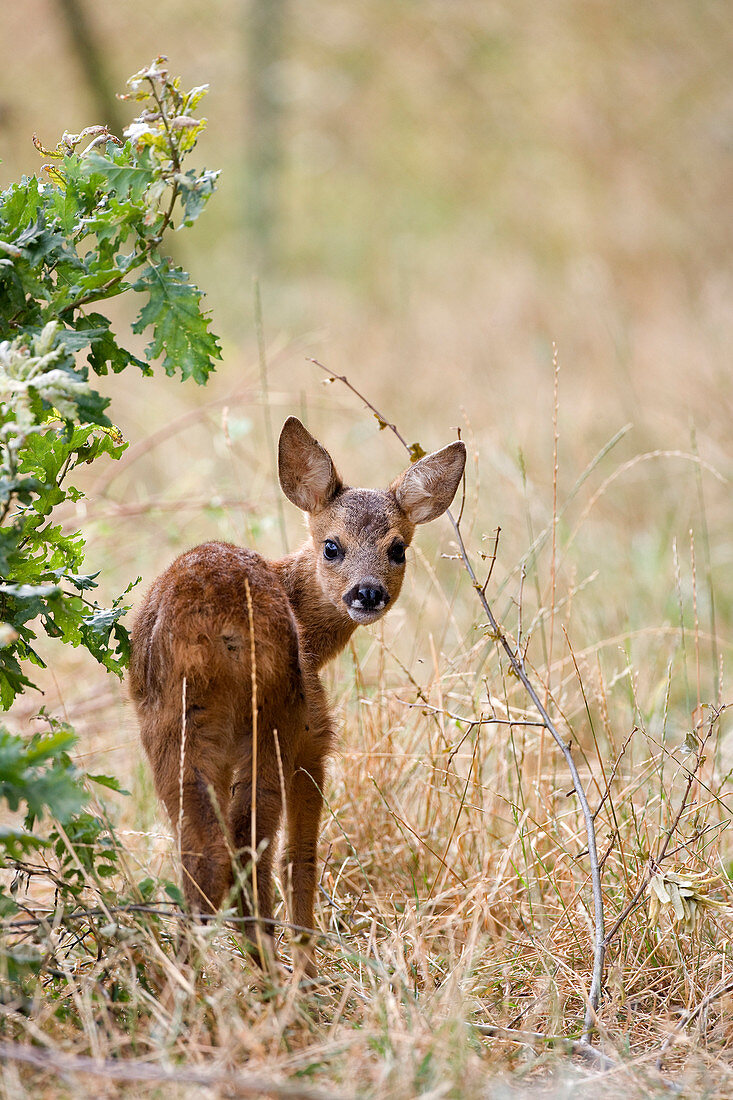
(132, 260, 221, 383)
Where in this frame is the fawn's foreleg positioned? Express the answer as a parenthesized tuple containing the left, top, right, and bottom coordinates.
(283, 756, 325, 976)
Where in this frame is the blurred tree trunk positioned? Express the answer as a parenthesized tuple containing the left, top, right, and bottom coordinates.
(55, 0, 125, 137)
(244, 0, 287, 272)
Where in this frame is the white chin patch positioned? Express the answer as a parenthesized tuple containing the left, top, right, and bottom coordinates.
(347, 605, 386, 624)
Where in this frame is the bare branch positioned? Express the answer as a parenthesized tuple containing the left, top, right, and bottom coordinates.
(308, 358, 606, 1043)
(0, 1038, 342, 1099)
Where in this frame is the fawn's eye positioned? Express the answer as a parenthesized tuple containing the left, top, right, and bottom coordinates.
(388, 539, 406, 565)
(323, 539, 342, 562)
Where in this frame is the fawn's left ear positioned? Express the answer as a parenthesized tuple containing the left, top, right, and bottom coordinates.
(278, 417, 343, 513)
(390, 441, 466, 524)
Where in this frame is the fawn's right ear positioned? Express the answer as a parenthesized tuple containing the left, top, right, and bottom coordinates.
(278, 417, 343, 513)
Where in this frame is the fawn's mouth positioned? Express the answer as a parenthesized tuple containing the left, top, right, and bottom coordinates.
(345, 605, 389, 625)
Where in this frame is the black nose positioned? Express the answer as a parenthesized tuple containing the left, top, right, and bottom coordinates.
(343, 582, 390, 613)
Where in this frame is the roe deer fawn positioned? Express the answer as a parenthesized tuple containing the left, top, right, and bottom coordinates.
(129, 417, 465, 974)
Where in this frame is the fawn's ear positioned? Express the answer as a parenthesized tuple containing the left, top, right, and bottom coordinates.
(391, 441, 466, 524)
(278, 417, 343, 513)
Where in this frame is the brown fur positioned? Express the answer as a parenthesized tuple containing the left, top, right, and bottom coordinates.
(129, 417, 465, 974)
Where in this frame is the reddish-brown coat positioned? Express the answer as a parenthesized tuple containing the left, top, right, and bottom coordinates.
(129, 417, 465, 974)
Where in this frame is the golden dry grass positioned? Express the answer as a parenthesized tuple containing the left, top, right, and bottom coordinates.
(2, 2, 733, 1096)
(3, 363, 732, 1097)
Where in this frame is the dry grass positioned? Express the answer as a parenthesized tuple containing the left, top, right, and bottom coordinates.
(3, 1, 733, 1095)
(3, 361, 732, 1098)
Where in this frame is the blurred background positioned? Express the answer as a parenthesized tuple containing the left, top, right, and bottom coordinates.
(4, 10, 733, 1077)
(3, 0, 731, 759)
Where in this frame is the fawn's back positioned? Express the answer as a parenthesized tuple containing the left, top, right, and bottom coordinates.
(130, 542, 307, 796)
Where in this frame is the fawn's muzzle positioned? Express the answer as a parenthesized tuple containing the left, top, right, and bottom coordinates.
(343, 580, 390, 622)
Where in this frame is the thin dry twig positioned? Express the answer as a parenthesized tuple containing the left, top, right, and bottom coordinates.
(0, 1038, 344, 1099)
(473, 1022, 617, 1071)
(178, 675, 187, 868)
(1, 903, 342, 943)
(656, 972, 733, 1071)
(307, 357, 606, 1043)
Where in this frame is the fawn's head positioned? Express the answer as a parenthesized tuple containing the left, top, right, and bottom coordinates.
(278, 417, 466, 625)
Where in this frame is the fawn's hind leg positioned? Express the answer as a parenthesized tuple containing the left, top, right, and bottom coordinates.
(177, 769, 233, 914)
(228, 748, 284, 961)
(144, 710, 234, 915)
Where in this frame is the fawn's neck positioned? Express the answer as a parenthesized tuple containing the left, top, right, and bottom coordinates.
(273, 545, 357, 671)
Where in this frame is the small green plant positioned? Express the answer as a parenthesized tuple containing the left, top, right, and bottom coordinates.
(0, 720, 86, 912)
(0, 717, 87, 988)
(0, 56, 221, 709)
(0, 59, 221, 990)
